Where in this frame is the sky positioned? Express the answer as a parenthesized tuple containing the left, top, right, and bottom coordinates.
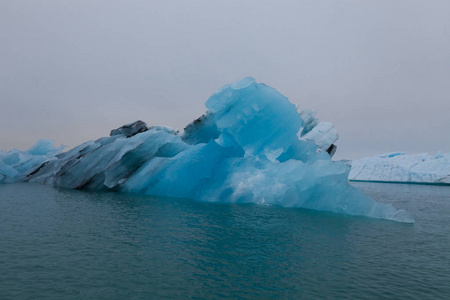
(1, 0, 449, 160)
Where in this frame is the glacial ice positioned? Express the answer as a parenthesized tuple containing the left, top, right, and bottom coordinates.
(0, 77, 413, 222)
(0, 139, 65, 183)
(349, 152, 450, 184)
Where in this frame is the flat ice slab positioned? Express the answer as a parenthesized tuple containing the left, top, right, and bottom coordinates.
(349, 152, 450, 185)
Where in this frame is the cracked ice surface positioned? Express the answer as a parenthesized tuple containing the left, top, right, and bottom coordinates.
(350, 152, 450, 185)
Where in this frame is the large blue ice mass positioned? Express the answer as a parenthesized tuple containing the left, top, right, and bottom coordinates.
(0, 78, 413, 222)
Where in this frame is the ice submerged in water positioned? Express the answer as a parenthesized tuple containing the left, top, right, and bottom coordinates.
(1, 78, 413, 222)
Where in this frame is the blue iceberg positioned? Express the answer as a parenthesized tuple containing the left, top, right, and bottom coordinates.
(1, 78, 413, 222)
(0, 139, 65, 183)
(349, 152, 450, 184)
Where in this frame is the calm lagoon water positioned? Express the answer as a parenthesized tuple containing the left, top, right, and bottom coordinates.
(0, 182, 449, 299)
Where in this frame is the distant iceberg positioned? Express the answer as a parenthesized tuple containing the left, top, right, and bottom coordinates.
(0, 139, 65, 183)
(349, 152, 450, 185)
(0, 78, 413, 222)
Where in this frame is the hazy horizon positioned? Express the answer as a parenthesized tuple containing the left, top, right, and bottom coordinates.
(1, 1, 449, 160)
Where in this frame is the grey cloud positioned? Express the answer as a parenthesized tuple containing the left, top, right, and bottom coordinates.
(1, 0, 449, 160)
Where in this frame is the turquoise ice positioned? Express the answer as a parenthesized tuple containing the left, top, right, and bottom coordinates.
(0, 139, 64, 183)
(1, 78, 413, 222)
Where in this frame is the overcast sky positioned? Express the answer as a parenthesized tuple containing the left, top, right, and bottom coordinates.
(1, 0, 449, 160)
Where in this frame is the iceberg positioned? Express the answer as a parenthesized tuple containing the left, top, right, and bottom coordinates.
(349, 152, 450, 185)
(0, 78, 413, 222)
(0, 139, 65, 183)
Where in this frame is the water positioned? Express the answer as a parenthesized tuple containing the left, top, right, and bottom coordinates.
(0, 182, 449, 299)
